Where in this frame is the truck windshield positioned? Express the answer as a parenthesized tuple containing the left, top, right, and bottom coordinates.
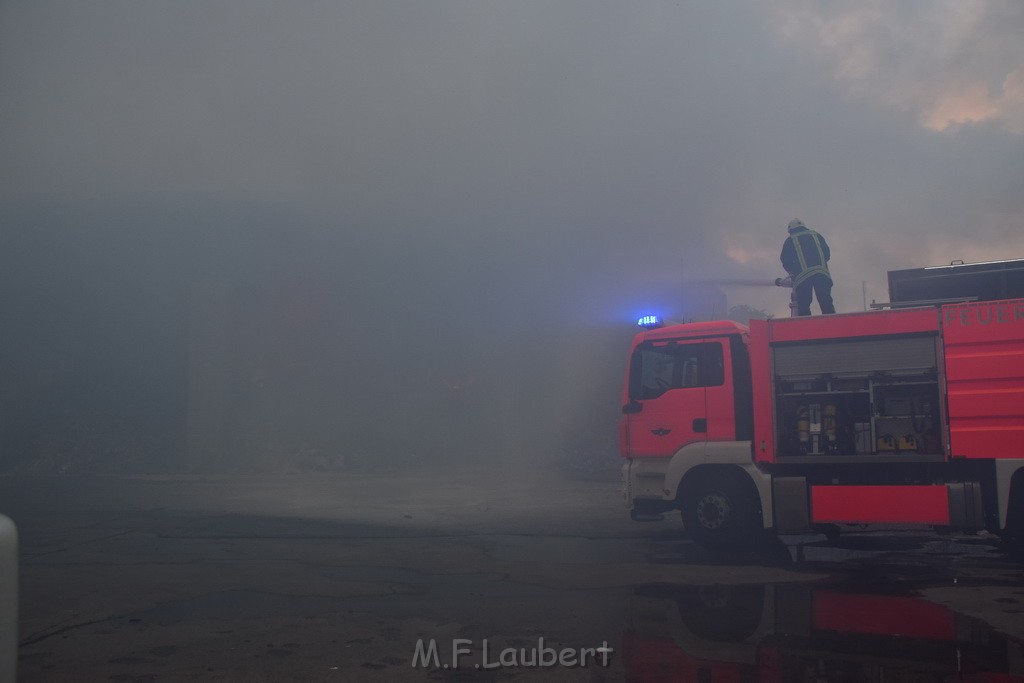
(629, 341, 724, 400)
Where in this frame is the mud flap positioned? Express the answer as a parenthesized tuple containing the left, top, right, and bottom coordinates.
(773, 476, 810, 533)
(947, 482, 984, 532)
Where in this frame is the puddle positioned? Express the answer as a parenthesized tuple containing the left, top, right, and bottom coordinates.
(624, 582, 1024, 681)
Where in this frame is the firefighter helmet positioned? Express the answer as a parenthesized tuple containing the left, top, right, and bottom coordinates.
(787, 218, 805, 232)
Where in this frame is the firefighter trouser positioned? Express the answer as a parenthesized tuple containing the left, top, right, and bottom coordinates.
(795, 273, 835, 315)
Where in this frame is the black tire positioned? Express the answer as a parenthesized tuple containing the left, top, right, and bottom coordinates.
(680, 473, 761, 550)
(674, 584, 766, 642)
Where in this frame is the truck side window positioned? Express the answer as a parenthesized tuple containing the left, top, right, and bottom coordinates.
(629, 342, 724, 400)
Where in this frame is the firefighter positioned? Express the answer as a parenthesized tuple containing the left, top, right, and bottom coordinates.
(780, 218, 835, 316)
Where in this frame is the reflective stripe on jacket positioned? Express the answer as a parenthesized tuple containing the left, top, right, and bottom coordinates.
(781, 229, 831, 286)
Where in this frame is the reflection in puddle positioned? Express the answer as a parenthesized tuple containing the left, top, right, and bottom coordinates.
(624, 583, 1024, 682)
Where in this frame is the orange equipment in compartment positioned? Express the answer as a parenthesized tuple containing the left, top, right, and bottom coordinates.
(823, 403, 837, 449)
(796, 405, 809, 446)
(898, 434, 919, 453)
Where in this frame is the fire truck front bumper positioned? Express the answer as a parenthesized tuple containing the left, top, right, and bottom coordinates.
(622, 459, 674, 518)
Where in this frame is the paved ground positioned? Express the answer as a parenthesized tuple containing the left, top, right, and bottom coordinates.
(1, 468, 1023, 681)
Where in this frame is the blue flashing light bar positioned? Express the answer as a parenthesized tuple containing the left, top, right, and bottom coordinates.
(637, 315, 664, 329)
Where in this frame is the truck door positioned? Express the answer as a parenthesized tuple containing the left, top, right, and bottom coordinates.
(624, 338, 734, 458)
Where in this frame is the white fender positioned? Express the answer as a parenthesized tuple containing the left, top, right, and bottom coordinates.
(663, 441, 774, 530)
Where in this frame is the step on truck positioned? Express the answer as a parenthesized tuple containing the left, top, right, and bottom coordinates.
(619, 258, 1024, 549)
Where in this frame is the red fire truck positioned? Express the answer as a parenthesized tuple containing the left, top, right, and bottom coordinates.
(620, 259, 1024, 548)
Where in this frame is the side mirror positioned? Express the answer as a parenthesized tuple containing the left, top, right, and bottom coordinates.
(622, 400, 643, 415)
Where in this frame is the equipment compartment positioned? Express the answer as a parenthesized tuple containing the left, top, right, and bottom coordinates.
(772, 335, 943, 458)
(871, 376, 942, 455)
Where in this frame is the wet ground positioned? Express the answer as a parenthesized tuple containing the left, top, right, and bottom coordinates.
(1, 469, 1022, 681)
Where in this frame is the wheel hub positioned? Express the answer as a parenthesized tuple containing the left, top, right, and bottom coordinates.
(695, 493, 730, 530)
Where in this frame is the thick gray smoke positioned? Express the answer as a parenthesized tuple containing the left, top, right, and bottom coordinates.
(0, 2, 1021, 476)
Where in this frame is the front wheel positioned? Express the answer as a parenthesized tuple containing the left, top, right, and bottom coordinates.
(680, 473, 761, 550)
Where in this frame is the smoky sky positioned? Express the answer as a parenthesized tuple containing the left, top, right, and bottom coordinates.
(1, 2, 1022, 469)
(3, 2, 1023, 315)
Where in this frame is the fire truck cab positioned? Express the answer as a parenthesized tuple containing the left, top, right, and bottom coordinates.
(620, 259, 1024, 549)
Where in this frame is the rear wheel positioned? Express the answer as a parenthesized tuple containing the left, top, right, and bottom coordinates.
(680, 473, 761, 550)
